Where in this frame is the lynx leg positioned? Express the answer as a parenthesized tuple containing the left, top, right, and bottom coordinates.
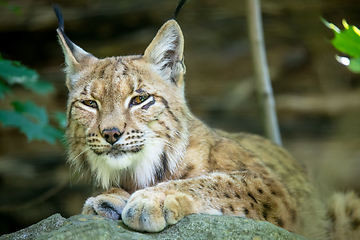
(122, 171, 296, 232)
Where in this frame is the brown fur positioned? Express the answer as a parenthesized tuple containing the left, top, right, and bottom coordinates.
(56, 15, 360, 239)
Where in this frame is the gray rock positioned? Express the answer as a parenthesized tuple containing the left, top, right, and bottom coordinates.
(1, 214, 308, 240)
(0, 213, 66, 240)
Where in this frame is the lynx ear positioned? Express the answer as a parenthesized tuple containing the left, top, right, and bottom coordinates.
(143, 20, 185, 86)
(53, 5, 97, 90)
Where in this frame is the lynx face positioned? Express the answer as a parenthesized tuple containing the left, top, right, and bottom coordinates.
(59, 20, 189, 190)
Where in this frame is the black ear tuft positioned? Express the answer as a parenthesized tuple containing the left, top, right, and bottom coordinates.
(53, 3, 97, 89)
(53, 4, 76, 53)
(53, 4, 64, 32)
(172, 0, 189, 20)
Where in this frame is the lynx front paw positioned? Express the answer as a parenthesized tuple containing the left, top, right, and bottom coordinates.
(82, 188, 130, 220)
(122, 190, 194, 232)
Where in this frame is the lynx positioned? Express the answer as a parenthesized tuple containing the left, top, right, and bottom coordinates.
(54, 4, 360, 239)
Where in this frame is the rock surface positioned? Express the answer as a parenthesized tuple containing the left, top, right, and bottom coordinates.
(0, 214, 66, 240)
(1, 214, 308, 240)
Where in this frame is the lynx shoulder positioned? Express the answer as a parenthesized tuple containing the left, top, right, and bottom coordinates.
(54, 5, 360, 239)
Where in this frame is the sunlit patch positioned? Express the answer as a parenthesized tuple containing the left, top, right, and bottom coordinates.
(342, 19, 349, 30)
(353, 26, 360, 37)
(321, 17, 340, 33)
(335, 55, 350, 66)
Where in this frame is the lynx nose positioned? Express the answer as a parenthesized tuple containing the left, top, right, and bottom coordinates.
(101, 127, 122, 145)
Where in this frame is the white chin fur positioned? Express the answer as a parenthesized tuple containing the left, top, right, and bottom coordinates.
(87, 140, 166, 189)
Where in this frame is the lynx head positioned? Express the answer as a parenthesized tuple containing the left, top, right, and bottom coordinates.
(54, 6, 189, 190)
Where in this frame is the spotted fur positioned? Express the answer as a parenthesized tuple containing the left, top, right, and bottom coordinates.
(54, 5, 360, 239)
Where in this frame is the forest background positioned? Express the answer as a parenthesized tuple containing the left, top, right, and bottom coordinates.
(0, 0, 360, 235)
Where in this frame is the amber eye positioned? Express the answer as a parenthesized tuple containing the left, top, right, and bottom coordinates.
(130, 94, 149, 106)
(81, 100, 98, 108)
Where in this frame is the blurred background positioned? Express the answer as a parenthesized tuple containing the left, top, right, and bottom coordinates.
(0, 0, 360, 235)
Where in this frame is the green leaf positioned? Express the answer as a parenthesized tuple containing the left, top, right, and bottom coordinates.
(0, 59, 38, 84)
(12, 101, 48, 125)
(348, 57, 360, 73)
(43, 125, 64, 142)
(0, 59, 53, 94)
(23, 80, 54, 94)
(323, 19, 360, 58)
(321, 18, 340, 33)
(53, 112, 67, 130)
(0, 101, 64, 144)
(323, 18, 360, 74)
(0, 80, 12, 99)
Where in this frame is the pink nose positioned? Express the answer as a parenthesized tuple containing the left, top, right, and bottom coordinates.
(101, 127, 122, 145)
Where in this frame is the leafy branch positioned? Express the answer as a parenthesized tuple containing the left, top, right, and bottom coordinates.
(323, 18, 360, 73)
(0, 56, 66, 144)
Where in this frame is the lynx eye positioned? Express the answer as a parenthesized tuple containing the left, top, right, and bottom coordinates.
(81, 100, 98, 109)
(130, 94, 149, 106)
